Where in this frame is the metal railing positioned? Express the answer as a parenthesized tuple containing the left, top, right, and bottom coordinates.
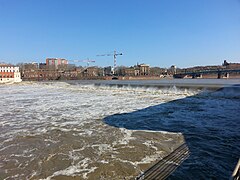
(136, 143, 190, 180)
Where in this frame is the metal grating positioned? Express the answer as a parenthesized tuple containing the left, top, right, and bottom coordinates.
(136, 143, 190, 180)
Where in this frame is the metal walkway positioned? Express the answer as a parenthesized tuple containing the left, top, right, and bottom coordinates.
(136, 143, 190, 180)
(231, 159, 240, 180)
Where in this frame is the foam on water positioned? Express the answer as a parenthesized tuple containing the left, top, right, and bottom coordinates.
(1, 80, 237, 179)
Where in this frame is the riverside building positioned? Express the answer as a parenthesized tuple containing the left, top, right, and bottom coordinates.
(0, 64, 22, 83)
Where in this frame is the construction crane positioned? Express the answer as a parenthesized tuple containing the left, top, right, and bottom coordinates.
(70, 59, 95, 67)
(97, 50, 123, 75)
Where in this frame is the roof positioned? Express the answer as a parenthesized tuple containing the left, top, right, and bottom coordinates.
(138, 63, 150, 67)
(0, 63, 14, 67)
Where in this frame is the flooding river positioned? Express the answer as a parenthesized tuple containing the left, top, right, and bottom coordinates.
(0, 79, 239, 179)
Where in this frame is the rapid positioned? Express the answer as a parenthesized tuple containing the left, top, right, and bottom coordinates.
(0, 80, 239, 179)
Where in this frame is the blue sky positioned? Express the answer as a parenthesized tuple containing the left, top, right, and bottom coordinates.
(0, 0, 239, 68)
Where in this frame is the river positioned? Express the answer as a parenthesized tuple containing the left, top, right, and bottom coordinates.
(0, 79, 239, 179)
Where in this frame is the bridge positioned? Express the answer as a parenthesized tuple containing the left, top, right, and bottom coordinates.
(173, 69, 240, 79)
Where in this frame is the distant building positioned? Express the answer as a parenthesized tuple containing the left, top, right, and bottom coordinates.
(150, 67, 167, 76)
(0, 64, 22, 83)
(39, 63, 47, 69)
(124, 67, 139, 76)
(104, 66, 112, 76)
(138, 64, 150, 75)
(82, 67, 99, 77)
(123, 63, 150, 76)
(115, 66, 127, 76)
(46, 58, 68, 69)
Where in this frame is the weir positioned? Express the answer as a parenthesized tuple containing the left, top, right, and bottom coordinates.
(136, 143, 190, 180)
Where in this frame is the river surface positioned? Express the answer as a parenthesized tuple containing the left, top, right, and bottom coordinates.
(0, 79, 239, 179)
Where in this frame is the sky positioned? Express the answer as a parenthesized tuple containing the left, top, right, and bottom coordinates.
(0, 0, 240, 68)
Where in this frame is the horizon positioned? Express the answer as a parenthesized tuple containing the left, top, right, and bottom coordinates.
(0, 0, 239, 68)
(0, 58, 233, 69)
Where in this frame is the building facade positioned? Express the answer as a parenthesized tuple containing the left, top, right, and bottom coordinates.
(0, 65, 22, 83)
(46, 58, 68, 69)
(138, 64, 150, 75)
(124, 67, 139, 76)
(123, 64, 150, 76)
(82, 67, 99, 77)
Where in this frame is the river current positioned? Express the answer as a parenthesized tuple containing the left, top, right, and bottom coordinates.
(0, 79, 239, 179)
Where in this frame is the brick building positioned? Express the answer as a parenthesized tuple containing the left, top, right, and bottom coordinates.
(0, 64, 22, 83)
(46, 58, 68, 69)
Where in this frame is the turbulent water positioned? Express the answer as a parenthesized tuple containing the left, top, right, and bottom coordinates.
(0, 80, 239, 179)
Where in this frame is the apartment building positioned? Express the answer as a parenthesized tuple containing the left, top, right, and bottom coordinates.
(46, 58, 68, 69)
(0, 64, 22, 83)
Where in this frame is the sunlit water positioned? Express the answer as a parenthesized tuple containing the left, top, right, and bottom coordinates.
(0, 80, 239, 179)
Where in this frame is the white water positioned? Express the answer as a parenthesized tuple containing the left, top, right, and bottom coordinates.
(0, 81, 221, 179)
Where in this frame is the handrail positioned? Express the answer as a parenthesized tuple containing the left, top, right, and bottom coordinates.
(136, 143, 190, 180)
(231, 159, 240, 180)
